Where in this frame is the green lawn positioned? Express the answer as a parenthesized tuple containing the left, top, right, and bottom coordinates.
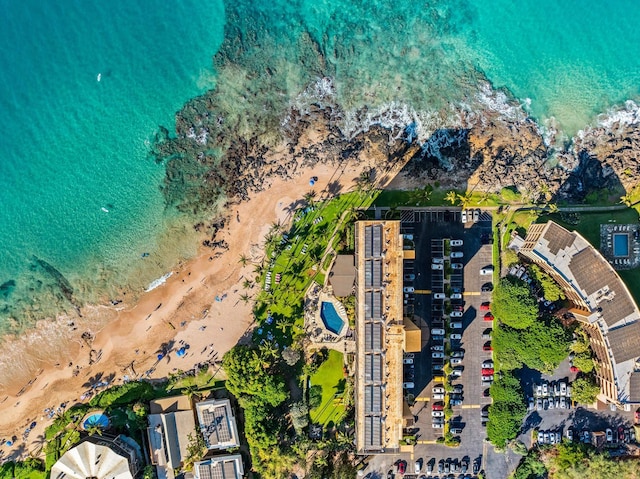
(374, 186, 523, 209)
(309, 350, 346, 427)
(252, 191, 376, 346)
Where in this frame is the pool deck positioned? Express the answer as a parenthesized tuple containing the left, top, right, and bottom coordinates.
(304, 284, 355, 353)
(600, 224, 640, 270)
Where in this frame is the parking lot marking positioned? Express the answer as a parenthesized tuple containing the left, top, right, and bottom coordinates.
(463, 291, 481, 296)
(461, 404, 481, 409)
(414, 397, 430, 402)
(417, 440, 438, 445)
(413, 289, 431, 294)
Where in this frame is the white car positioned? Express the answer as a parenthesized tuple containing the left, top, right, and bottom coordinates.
(431, 345, 444, 351)
(433, 393, 445, 400)
(451, 251, 464, 258)
(431, 328, 445, 335)
(451, 322, 463, 329)
(480, 266, 494, 275)
(403, 382, 415, 389)
(451, 358, 463, 365)
(452, 263, 463, 270)
(433, 293, 446, 299)
(432, 411, 444, 417)
(461, 211, 467, 223)
(451, 240, 463, 247)
(451, 367, 463, 377)
(432, 263, 444, 270)
(403, 358, 414, 364)
(450, 311, 463, 317)
(451, 293, 462, 299)
(432, 422, 444, 429)
(451, 333, 462, 340)
(433, 386, 445, 394)
(404, 286, 415, 293)
(414, 460, 422, 475)
(432, 352, 445, 359)
(432, 257, 444, 264)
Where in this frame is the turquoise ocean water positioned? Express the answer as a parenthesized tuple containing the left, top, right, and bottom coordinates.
(0, 0, 223, 326)
(1, 0, 640, 329)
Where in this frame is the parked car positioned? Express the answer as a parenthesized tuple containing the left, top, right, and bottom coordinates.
(451, 251, 464, 259)
(528, 397, 534, 410)
(480, 266, 494, 275)
(473, 209, 480, 222)
(451, 240, 463, 246)
(450, 398, 463, 406)
(404, 273, 415, 281)
(482, 368, 495, 375)
(451, 367, 463, 377)
(450, 311, 463, 318)
(432, 422, 444, 429)
(453, 384, 464, 394)
(452, 263, 463, 270)
(451, 333, 462, 340)
(482, 330, 492, 340)
(433, 393, 445, 400)
(484, 313, 494, 321)
(432, 402, 444, 411)
(450, 427, 463, 434)
(482, 374, 494, 381)
(433, 292, 446, 299)
(438, 460, 444, 474)
(452, 305, 464, 312)
(566, 428, 574, 441)
(431, 328, 445, 335)
(451, 357, 463, 365)
(537, 398, 542, 410)
(433, 386, 445, 394)
(570, 365, 580, 372)
(542, 383, 549, 396)
(461, 211, 467, 223)
(432, 411, 444, 417)
(426, 461, 434, 474)
(560, 381, 567, 396)
(451, 350, 465, 358)
(481, 282, 493, 292)
(451, 292, 463, 299)
(397, 461, 406, 475)
(606, 428, 613, 443)
(543, 432, 550, 444)
(403, 286, 415, 293)
(432, 352, 445, 359)
(483, 342, 493, 351)
(482, 360, 494, 368)
(473, 460, 480, 474)
(403, 358, 414, 365)
(431, 345, 444, 351)
(432, 257, 444, 264)
(403, 382, 414, 389)
(484, 388, 491, 397)
(432, 263, 444, 270)
(451, 322, 463, 329)
(535, 384, 543, 396)
(480, 302, 491, 311)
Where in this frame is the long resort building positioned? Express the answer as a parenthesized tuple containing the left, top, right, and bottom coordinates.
(520, 221, 640, 407)
(354, 220, 419, 454)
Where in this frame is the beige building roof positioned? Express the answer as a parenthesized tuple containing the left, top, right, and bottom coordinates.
(403, 318, 422, 353)
(520, 221, 640, 404)
(329, 254, 356, 297)
(195, 399, 239, 450)
(354, 220, 407, 454)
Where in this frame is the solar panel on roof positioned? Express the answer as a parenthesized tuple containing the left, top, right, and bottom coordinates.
(372, 291, 382, 319)
(373, 225, 382, 256)
(199, 464, 213, 479)
(365, 260, 373, 288)
(222, 461, 237, 479)
(365, 226, 372, 257)
(373, 260, 382, 287)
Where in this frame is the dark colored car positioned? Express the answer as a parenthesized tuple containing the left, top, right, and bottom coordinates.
(483, 342, 493, 351)
(481, 282, 493, 292)
(438, 460, 444, 474)
(473, 460, 480, 474)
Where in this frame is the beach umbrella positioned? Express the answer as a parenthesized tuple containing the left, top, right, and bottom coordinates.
(157, 353, 164, 361)
(176, 347, 186, 358)
(309, 179, 315, 186)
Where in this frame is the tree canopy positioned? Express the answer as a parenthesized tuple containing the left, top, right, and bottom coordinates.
(487, 372, 527, 448)
(571, 376, 600, 405)
(493, 316, 571, 373)
(529, 264, 565, 302)
(493, 277, 539, 329)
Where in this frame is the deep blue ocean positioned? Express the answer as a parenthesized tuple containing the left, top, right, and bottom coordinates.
(1, 0, 640, 329)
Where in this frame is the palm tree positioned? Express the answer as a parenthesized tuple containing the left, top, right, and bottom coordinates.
(269, 221, 283, 236)
(303, 190, 317, 206)
(445, 190, 457, 205)
(238, 254, 249, 266)
(410, 185, 433, 205)
(242, 279, 253, 290)
(457, 192, 472, 208)
(620, 194, 633, 207)
(239, 293, 250, 304)
(547, 203, 559, 214)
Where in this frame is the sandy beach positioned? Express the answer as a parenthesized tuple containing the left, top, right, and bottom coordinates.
(0, 144, 394, 459)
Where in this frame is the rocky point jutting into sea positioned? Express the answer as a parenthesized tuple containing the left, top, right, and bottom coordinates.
(3, 0, 640, 379)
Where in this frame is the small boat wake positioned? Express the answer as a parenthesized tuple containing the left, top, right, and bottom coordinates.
(101, 207, 109, 213)
(97, 73, 101, 82)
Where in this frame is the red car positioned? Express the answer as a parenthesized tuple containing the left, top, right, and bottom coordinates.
(635, 409, 640, 425)
(570, 366, 580, 373)
(483, 342, 493, 351)
(397, 460, 406, 475)
(480, 302, 491, 311)
(482, 368, 495, 375)
(432, 403, 444, 411)
(484, 313, 494, 321)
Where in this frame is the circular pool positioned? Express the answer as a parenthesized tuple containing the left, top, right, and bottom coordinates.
(82, 411, 110, 430)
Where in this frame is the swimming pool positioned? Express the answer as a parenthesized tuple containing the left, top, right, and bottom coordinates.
(82, 412, 110, 430)
(614, 233, 629, 257)
(320, 301, 345, 335)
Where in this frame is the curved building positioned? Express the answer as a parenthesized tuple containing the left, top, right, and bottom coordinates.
(520, 221, 640, 407)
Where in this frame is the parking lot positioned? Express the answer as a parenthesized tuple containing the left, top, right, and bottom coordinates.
(383, 208, 503, 477)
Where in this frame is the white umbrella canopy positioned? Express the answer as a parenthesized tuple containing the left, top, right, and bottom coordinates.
(51, 441, 133, 479)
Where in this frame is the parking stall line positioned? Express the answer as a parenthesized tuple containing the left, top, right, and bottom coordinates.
(461, 404, 481, 409)
(415, 397, 431, 402)
(463, 292, 481, 296)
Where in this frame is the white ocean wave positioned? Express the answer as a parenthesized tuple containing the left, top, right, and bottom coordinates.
(145, 272, 173, 292)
